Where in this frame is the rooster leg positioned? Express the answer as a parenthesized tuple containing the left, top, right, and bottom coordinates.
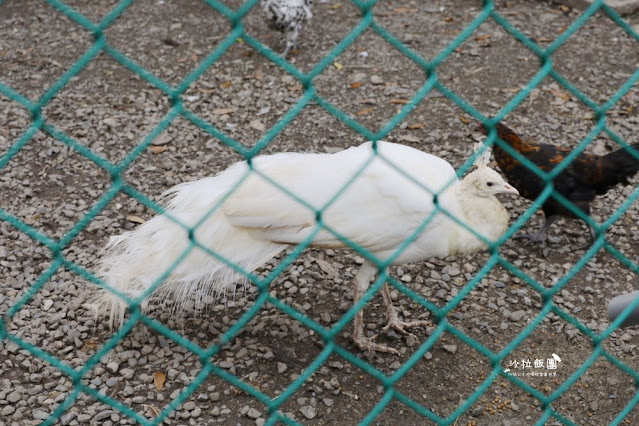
(351, 262, 400, 355)
(576, 222, 597, 249)
(281, 28, 299, 58)
(281, 42, 293, 59)
(377, 280, 429, 340)
(515, 215, 558, 243)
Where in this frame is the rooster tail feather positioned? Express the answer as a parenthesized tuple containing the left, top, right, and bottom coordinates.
(93, 165, 288, 328)
(603, 142, 639, 170)
(597, 142, 639, 192)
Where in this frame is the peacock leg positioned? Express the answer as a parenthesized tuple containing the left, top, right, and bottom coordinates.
(350, 262, 399, 355)
(376, 278, 430, 340)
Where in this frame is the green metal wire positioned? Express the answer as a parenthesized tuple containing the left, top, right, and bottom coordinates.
(0, 0, 637, 424)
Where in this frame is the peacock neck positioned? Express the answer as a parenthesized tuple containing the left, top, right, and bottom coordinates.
(451, 184, 509, 253)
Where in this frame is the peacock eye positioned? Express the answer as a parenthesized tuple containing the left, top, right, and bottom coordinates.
(486, 182, 494, 187)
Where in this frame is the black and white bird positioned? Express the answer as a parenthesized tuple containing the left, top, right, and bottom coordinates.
(95, 141, 518, 354)
(262, 0, 313, 58)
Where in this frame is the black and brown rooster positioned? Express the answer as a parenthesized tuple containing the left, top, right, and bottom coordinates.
(478, 122, 639, 247)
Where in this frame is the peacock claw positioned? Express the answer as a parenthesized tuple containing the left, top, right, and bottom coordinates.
(376, 308, 429, 342)
(353, 335, 400, 355)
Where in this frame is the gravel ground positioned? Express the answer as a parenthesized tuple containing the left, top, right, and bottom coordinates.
(1, 0, 639, 425)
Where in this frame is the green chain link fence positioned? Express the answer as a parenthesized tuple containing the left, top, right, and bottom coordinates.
(1, 0, 639, 424)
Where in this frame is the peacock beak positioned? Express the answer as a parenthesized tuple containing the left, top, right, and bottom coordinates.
(501, 183, 519, 195)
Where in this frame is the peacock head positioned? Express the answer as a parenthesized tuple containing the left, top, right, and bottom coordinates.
(461, 142, 519, 197)
(463, 166, 519, 197)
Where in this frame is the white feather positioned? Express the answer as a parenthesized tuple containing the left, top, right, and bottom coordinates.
(473, 142, 491, 168)
(95, 141, 513, 326)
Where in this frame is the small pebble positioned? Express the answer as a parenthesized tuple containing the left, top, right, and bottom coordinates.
(510, 310, 525, 321)
(300, 405, 317, 420)
(247, 408, 262, 419)
(443, 344, 457, 354)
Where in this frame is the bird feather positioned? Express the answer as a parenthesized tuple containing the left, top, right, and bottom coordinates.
(95, 141, 514, 329)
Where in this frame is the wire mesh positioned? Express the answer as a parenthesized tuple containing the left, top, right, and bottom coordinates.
(0, 0, 638, 424)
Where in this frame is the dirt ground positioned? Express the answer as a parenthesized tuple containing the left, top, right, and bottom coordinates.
(1, 0, 639, 425)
